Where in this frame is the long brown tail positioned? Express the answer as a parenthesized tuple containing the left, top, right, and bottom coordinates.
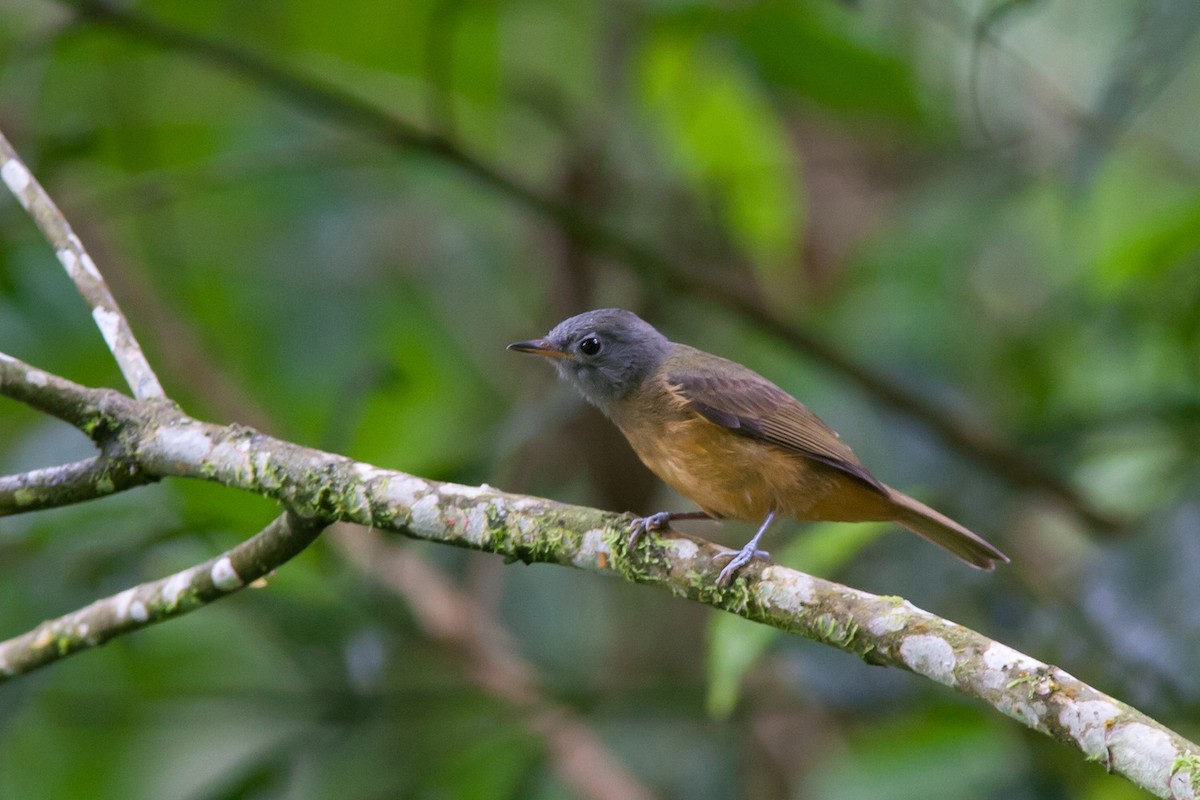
(884, 485, 1009, 570)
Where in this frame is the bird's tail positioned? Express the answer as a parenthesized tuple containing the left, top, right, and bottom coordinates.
(885, 486, 1008, 570)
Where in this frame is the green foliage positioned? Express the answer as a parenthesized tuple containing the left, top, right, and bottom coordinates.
(803, 711, 1026, 800)
(2, 0, 1199, 797)
(673, 0, 925, 123)
(640, 29, 804, 272)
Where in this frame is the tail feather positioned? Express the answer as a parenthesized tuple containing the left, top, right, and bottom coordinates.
(885, 486, 1008, 570)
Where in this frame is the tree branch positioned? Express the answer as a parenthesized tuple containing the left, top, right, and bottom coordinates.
(0, 456, 150, 514)
(59, 0, 1120, 534)
(0, 130, 164, 400)
(0, 511, 324, 679)
(0, 352, 1196, 798)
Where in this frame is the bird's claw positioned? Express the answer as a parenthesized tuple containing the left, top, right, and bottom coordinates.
(713, 546, 771, 587)
(627, 511, 674, 550)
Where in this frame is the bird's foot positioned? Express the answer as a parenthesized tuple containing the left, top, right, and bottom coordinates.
(713, 545, 772, 587)
(627, 511, 675, 550)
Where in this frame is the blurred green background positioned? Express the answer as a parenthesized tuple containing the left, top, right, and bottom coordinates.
(2, 1, 1199, 798)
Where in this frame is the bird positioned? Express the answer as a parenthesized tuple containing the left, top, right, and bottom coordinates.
(508, 308, 1008, 586)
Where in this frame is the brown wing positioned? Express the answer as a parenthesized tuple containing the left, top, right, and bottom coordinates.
(665, 348, 887, 495)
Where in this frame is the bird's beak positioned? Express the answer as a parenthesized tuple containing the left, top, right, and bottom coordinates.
(507, 338, 572, 360)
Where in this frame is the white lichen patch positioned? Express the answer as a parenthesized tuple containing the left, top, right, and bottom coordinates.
(210, 557, 242, 591)
(79, 253, 102, 280)
(756, 566, 816, 610)
(866, 607, 909, 636)
(1059, 699, 1120, 758)
(56, 248, 99, 280)
(57, 249, 78, 275)
(575, 528, 611, 568)
(981, 641, 1045, 690)
(2, 158, 31, 195)
(1170, 772, 1197, 800)
(461, 504, 489, 544)
(443, 483, 490, 499)
(114, 588, 137, 621)
(665, 537, 700, 562)
(511, 496, 545, 512)
(92, 307, 123, 350)
(900, 634, 957, 686)
(1108, 722, 1180, 791)
(161, 571, 193, 606)
(867, 597, 940, 637)
(409, 493, 442, 534)
(384, 474, 429, 509)
(24, 369, 47, 387)
(153, 424, 213, 464)
(353, 462, 387, 481)
(115, 589, 149, 623)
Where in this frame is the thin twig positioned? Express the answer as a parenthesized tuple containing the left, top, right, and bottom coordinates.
(0, 511, 324, 679)
(60, 0, 1119, 533)
(0, 456, 151, 514)
(0, 129, 165, 400)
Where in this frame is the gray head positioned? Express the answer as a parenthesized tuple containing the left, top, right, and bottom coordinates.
(508, 308, 671, 408)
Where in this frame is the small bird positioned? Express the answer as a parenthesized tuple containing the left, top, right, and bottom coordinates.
(509, 308, 1008, 586)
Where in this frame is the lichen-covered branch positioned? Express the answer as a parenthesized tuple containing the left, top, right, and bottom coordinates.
(0, 129, 164, 400)
(0, 351, 1196, 797)
(0, 511, 324, 679)
(0, 456, 151, 514)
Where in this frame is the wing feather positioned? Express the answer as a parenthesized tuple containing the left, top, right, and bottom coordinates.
(665, 353, 887, 495)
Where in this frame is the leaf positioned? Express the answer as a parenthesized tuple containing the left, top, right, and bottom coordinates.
(726, 1, 923, 123)
(639, 31, 805, 273)
(1094, 191, 1200, 294)
(650, 1, 924, 123)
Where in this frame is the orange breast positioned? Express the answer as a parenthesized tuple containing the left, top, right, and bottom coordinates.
(611, 400, 829, 520)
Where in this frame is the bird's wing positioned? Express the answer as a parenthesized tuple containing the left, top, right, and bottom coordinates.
(665, 354, 887, 495)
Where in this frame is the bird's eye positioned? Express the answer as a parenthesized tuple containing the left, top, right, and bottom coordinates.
(578, 336, 602, 356)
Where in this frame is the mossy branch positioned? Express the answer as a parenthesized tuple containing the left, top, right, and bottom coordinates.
(0, 352, 1195, 798)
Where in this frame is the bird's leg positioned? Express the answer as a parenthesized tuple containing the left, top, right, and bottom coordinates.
(627, 511, 714, 550)
(713, 511, 777, 587)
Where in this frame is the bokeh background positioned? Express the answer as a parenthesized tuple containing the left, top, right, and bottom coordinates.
(2, 1, 1199, 798)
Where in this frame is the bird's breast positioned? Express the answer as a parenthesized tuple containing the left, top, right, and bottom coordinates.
(608, 390, 838, 521)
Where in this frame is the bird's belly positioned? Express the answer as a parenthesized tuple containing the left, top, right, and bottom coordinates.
(619, 415, 838, 522)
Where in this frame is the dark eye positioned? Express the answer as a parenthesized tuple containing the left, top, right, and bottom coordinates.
(578, 336, 602, 356)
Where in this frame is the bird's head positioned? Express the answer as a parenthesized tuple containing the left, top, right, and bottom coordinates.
(508, 308, 670, 409)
